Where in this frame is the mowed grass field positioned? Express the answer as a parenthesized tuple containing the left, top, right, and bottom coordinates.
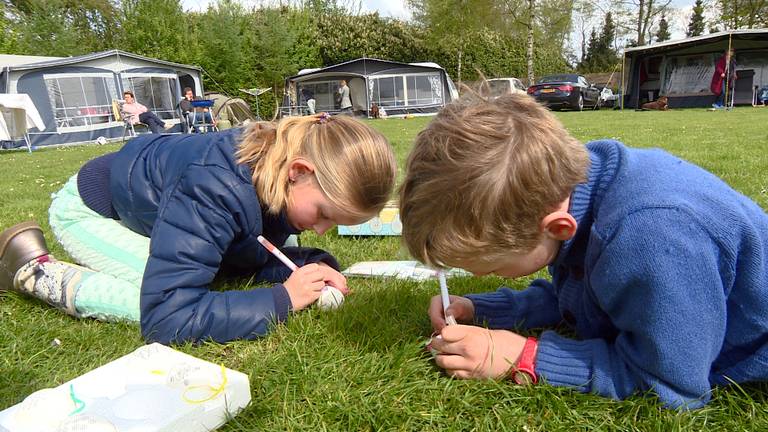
(1, 107, 768, 431)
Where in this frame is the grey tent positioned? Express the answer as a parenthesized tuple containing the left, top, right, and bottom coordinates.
(0, 50, 204, 149)
(622, 29, 768, 108)
(206, 92, 258, 129)
(284, 58, 459, 118)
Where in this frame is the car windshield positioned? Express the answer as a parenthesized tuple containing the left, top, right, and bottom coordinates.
(538, 74, 579, 84)
(487, 80, 511, 96)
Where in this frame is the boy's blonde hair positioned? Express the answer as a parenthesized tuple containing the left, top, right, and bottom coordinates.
(399, 93, 589, 267)
(236, 114, 396, 221)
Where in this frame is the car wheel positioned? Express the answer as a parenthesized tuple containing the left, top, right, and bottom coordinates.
(576, 94, 584, 111)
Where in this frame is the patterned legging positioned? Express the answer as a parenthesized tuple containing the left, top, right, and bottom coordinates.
(48, 174, 147, 321)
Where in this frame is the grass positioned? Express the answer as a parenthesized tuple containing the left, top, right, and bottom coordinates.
(2, 107, 768, 430)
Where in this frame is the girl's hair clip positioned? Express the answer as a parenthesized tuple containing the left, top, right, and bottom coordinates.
(316, 112, 331, 124)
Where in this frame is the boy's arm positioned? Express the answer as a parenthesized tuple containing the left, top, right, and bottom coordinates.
(534, 208, 725, 409)
(466, 278, 562, 329)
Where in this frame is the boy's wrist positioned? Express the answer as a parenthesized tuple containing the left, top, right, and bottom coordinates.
(509, 336, 538, 385)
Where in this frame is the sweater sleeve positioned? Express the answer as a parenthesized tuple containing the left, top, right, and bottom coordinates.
(139, 164, 290, 344)
(535, 207, 727, 409)
(466, 278, 562, 330)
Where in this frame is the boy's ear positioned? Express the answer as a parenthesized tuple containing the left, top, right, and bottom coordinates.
(540, 211, 578, 241)
(287, 158, 315, 182)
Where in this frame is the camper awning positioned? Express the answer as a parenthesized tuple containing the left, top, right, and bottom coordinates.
(0, 93, 44, 140)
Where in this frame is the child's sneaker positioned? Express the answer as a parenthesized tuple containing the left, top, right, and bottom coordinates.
(0, 221, 49, 291)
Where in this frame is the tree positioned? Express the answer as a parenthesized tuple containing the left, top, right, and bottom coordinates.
(573, 0, 598, 63)
(407, 0, 498, 83)
(617, 0, 672, 46)
(687, 0, 706, 36)
(0, 1, 17, 52)
(120, 0, 192, 63)
(525, 0, 535, 85)
(4, 0, 118, 55)
(194, 0, 251, 94)
(716, 0, 768, 29)
(655, 13, 670, 41)
(579, 11, 619, 72)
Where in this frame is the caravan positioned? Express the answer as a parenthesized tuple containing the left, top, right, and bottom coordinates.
(0, 50, 205, 149)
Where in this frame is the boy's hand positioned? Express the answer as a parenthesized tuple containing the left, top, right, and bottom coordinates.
(284, 263, 325, 310)
(430, 325, 527, 380)
(428, 294, 475, 331)
(316, 262, 349, 294)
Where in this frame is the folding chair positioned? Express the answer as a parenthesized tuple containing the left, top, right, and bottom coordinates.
(111, 99, 149, 142)
(188, 99, 218, 133)
(177, 100, 192, 134)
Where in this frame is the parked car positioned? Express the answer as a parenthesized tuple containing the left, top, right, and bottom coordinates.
(527, 74, 601, 110)
(487, 77, 527, 98)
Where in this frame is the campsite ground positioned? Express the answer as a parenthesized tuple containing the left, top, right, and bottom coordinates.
(1, 107, 768, 430)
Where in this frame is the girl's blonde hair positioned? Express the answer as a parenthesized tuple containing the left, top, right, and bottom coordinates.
(399, 93, 589, 267)
(236, 114, 396, 221)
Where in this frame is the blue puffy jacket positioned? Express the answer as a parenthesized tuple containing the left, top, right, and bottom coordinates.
(109, 128, 339, 344)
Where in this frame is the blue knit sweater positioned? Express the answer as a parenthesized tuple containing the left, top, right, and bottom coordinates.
(466, 140, 768, 409)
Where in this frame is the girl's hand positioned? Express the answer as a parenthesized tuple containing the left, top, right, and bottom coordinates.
(428, 294, 475, 331)
(316, 262, 349, 294)
(429, 325, 528, 380)
(284, 263, 325, 310)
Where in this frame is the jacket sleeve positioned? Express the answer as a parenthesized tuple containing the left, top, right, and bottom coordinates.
(534, 208, 726, 409)
(247, 246, 340, 282)
(139, 164, 291, 344)
(466, 278, 562, 329)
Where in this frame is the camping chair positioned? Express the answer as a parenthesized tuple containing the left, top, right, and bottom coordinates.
(187, 99, 218, 133)
(111, 99, 149, 142)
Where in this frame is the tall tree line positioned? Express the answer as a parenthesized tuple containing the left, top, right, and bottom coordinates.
(0, 0, 571, 114)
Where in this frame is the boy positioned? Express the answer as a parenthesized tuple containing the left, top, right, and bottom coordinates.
(400, 93, 768, 409)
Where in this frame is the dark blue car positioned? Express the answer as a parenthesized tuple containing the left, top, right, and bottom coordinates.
(527, 74, 601, 111)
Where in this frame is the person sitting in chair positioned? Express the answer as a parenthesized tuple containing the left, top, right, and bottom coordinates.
(121, 91, 167, 134)
(180, 87, 216, 133)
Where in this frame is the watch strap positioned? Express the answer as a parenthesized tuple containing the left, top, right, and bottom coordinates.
(511, 336, 538, 385)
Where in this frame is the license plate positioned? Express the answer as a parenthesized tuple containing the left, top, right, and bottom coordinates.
(541, 88, 555, 93)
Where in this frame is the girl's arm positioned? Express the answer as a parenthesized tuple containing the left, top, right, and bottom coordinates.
(139, 165, 294, 344)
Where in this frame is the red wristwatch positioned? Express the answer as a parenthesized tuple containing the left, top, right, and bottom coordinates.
(510, 336, 538, 385)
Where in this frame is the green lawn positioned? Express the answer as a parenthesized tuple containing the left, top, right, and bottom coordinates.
(2, 108, 768, 430)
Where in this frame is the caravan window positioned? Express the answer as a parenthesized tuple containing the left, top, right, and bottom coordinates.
(44, 74, 118, 131)
(370, 73, 443, 108)
(370, 76, 405, 107)
(121, 74, 179, 120)
(406, 74, 443, 105)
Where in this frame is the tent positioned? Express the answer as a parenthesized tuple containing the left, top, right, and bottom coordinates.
(0, 50, 205, 149)
(283, 58, 459, 118)
(622, 29, 768, 108)
(205, 92, 258, 129)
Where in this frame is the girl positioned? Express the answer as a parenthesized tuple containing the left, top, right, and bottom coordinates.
(0, 113, 396, 344)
